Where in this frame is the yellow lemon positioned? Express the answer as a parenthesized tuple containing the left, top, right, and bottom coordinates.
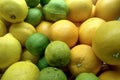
(66, 0, 93, 22)
(0, 0, 28, 23)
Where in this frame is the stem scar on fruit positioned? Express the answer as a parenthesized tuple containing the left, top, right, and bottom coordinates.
(77, 63, 81, 67)
(113, 52, 120, 58)
(10, 15, 16, 19)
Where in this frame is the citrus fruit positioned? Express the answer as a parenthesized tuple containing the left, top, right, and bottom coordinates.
(45, 41, 70, 67)
(37, 56, 49, 70)
(40, 0, 50, 6)
(36, 20, 53, 38)
(78, 17, 106, 46)
(92, 21, 120, 65)
(0, 20, 7, 37)
(25, 33, 50, 56)
(43, 0, 69, 22)
(0, 33, 22, 69)
(95, 0, 120, 21)
(21, 48, 40, 64)
(9, 22, 36, 47)
(1, 61, 40, 80)
(25, 7, 43, 27)
(75, 72, 99, 80)
(49, 20, 78, 48)
(66, 0, 93, 22)
(38, 67, 67, 80)
(0, 0, 28, 23)
(69, 44, 102, 76)
(25, 0, 40, 8)
(99, 70, 120, 80)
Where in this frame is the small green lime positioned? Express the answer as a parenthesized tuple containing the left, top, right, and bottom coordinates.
(25, 0, 40, 8)
(25, 33, 50, 56)
(25, 7, 43, 27)
(43, 0, 69, 22)
(37, 56, 49, 70)
(45, 41, 70, 67)
(40, 0, 50, 6)
(75, 72, 99, 80)
(38, 67, 67, 80)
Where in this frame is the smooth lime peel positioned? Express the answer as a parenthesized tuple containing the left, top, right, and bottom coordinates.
(25, 33, 50, 56)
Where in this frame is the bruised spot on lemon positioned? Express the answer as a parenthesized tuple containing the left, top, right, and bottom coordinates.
(25, 33, 50, 56)
(92, 21, 120, 65)
(45, 41, 70, 67)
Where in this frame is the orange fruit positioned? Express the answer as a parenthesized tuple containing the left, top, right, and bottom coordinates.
(92, 21, 120, 65)
(66, 0, 93, 22)
(49, 20, 78, 48)
(95, 0, 120, 21)
(36, 20, 53, 38)
(99, 70, 120, 80)
(78, 17, 106, 46)
(68, 44, 102, 76)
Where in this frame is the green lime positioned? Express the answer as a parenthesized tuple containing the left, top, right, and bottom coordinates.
(25, 7, 43, 27)
(25, 33, 50, 56)
(75, 72, 99, 80)
(25, 0, 40, 8)
(45, 41, 70, 67)
(38, 67, 67, 80)
(37, 56, 49, 70)
(40, 0, 50, 6)
(43, 0, 69, 22)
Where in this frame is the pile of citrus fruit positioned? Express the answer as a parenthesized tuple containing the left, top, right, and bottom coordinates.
(0, 0, 120, 80)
